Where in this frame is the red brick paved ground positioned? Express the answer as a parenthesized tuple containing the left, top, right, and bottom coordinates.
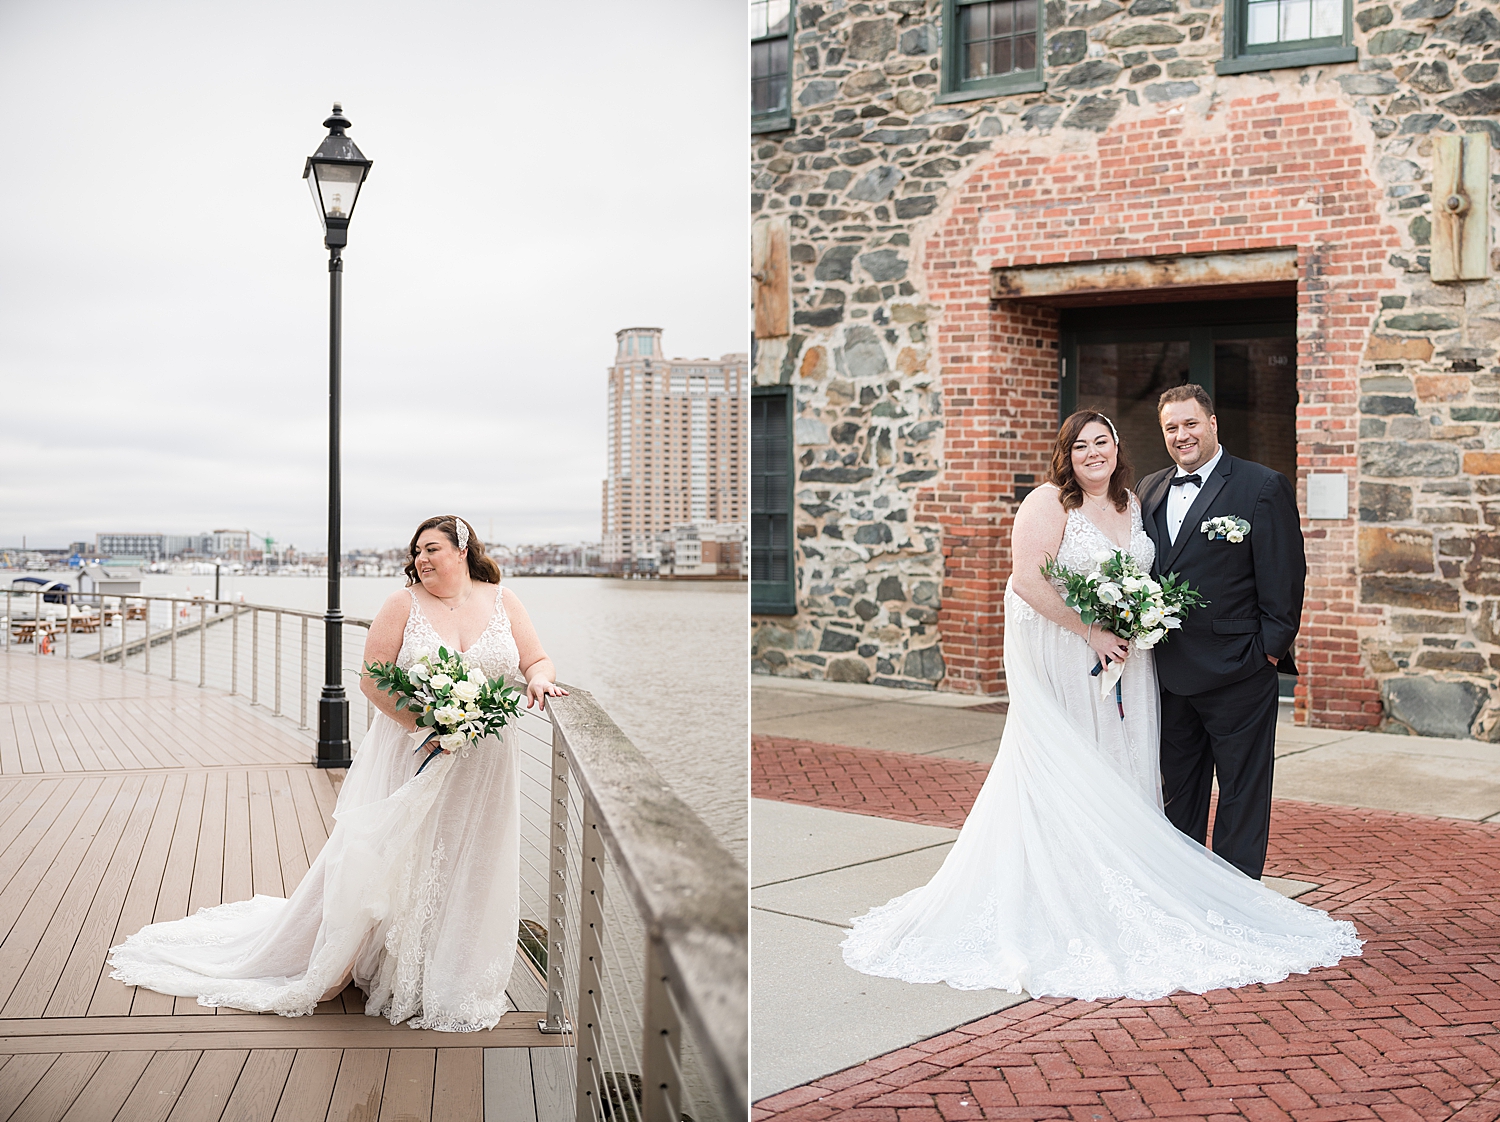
(753, 735, 1500, 1122)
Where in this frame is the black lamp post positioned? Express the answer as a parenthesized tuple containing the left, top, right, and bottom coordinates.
(304, 103, 372, 769)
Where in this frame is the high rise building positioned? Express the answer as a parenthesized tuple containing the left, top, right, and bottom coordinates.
(602, 328, 747, 569)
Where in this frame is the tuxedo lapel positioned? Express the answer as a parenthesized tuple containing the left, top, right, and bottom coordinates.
(1162, 454, 1233, 573)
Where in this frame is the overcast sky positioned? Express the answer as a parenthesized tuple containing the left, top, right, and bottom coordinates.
(0, 0, 747, 553)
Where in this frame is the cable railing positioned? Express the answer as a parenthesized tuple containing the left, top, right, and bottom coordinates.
(3, 585, 748, 1121)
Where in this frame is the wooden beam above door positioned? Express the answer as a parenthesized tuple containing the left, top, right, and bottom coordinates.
(991, 248, 1297, 307)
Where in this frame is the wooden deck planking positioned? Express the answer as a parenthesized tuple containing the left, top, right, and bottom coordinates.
(219, 1048, 296, 1122)
(271, 1048, 341, 1122)
(434, 1048, 486, 1121)
(8, 1050, 104, 1122)
(113, 1049, 201, 1122)
(326, 1048, 389, 1121)
(46, 775, 166, 1018)
(163, 1047, 249, 1121)
(0, 653, 565, 1122)
(88, 771, 186, 1017)
(2, 775, 144, 1017)
(378, 1048, 435, 1122)
(57, 1050, 154, 1122)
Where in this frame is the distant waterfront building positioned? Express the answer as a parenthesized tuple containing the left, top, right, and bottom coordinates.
(657, 522, 745, 579)
(96, 533, 166, 562)
(602, 327, 748, 570)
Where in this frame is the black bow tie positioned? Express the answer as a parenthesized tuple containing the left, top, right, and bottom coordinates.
(1171, 473, 1202, 487)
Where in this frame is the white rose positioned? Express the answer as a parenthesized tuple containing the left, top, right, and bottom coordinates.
(434, 705, 465, 727)
(1092, 549, 1113, 564)
(1096, 583, 1122, 605)
(428, 673, 453, 692)
(451, 678, 482, 704)
(439, 731, 466, 752)
(465, 704, 480, 716)
(1086, 572, 1102, 584)
(408, 662, 430, 682)
(1144, 578, 1161, 594)
(1201, 521, 1211, 533)
(1134, 628, 1167, 650)
(1140, 607, 1164, 629)
(1227, 530, 1244, 543)
(1121, 576, 1142, 593)
(467, 665, 487, 685)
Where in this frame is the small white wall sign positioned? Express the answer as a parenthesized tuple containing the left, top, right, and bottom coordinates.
(1307, 472, 1349, 520)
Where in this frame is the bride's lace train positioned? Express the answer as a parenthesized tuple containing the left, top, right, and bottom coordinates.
(841, 585, 1361, 1001)
(109, 714, 521, 1029)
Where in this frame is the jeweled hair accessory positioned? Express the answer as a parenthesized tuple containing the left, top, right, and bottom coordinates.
(455, 519, 470, 551)
(1094, 413, 1120, 444)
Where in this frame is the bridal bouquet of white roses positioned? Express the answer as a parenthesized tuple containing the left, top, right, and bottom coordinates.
(1042, 549, 1206, 712)
(364, 647, 523, 774)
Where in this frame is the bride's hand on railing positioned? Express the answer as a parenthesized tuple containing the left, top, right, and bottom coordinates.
(526, 678, 569, 710)
(1087, 625, 1129, 665)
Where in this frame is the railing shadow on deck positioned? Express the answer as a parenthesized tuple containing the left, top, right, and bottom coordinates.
(3, 588, 749, 1122)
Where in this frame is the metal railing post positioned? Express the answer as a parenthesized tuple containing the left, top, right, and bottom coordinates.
(64, 591, 71, 660)
(274, 612, 283, 716)
(575, 795, 607, 1122)
(300, 616, 309, 729)
(231, 605, 241, 695)
(199, 602, 207, 687)
(540, 716, 573, 1037)
(170, 599, 178, 681)
(119, 596, 127, 669)
(641, 939, 684, 1122)
(98, 594, 104, 661)
(143, 597, 150, 673)
(34, 590, 40, 658)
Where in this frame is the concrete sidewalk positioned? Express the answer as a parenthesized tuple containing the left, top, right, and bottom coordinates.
(750, 673, 1500, 1099)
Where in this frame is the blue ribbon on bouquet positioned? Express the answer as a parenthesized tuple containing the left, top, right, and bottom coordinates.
(1091, 658, 1125, 720)
(412, 730, 446, 775)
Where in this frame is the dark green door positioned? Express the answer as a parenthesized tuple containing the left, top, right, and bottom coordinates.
(1058, 297, 1298, 480)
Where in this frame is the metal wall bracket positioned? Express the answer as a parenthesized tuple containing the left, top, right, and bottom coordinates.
(1432, 132, 1492, 283)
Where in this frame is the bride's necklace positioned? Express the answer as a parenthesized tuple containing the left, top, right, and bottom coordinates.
(1083, 489, 1113, 515)
(432, 582, 474, 613)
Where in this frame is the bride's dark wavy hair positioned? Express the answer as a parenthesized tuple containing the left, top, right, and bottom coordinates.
(1048, 411, 1133, 513)
(403, 515, 502, 586)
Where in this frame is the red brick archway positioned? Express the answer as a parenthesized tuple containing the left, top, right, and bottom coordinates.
(915, 93, 1398, 729)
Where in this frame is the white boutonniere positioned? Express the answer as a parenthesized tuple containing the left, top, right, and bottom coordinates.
(1201, 516, 1251, 543)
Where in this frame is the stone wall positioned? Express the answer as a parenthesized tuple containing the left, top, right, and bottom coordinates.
(751, 0, 1500, 734)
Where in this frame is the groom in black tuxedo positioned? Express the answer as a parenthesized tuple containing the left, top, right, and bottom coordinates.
(1136, 384, 1305, 880)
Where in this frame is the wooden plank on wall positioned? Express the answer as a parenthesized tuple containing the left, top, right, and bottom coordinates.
(752, 217, 791, 340)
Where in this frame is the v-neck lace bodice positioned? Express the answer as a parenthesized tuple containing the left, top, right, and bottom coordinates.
(397, 587, 520, 684)
(1054, 495, 1156, 577)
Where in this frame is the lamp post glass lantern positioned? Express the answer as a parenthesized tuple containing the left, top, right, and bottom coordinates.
(305, 103, 372, 768)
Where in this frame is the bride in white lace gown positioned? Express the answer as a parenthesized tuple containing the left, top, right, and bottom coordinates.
(842, 415, 1361, 1000)
(109, 515, 567, 1030)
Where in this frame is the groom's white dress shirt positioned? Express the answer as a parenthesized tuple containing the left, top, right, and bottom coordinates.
(1166, 445, 1224, 544)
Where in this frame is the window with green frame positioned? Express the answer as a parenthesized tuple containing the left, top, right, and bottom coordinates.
(752, 0, 793, 134)
(940, 0, 1045, 102)
(751, 386, 795, 615)
(1217, 0, 1355, 74)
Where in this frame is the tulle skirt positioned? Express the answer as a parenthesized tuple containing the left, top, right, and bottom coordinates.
(841, 582, 1361, 1001)
(108, 713, 520, 1031)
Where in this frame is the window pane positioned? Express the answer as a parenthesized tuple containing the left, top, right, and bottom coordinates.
(1246, 0, 1279, 43)
(991, 37, 1013, 75)
(1310, 0, 1341, 37)
(966, 40, 989, 78)
(1279, 0, 1311, 41)
(751, 37, 789, 114)
(750, 0, 767, 39)
(992, 1, 1013, 33)
(1077, 340, 1192, 479)
(1015, 1, 1037, 31)
(1212, 336, 1298, 481)
(765, 0, 791, 36)
(1015, 33, 1036, 69)
(964, 4, 988, 43)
